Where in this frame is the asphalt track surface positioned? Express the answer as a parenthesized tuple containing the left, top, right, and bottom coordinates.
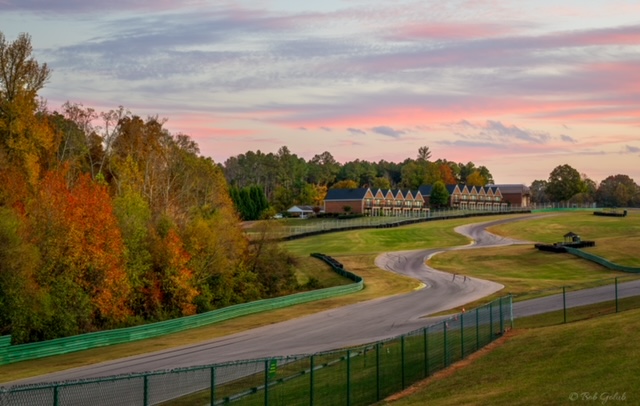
(5, 214, 640, 387)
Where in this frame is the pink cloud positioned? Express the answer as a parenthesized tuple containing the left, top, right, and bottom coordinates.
(389, 22, 516, 41)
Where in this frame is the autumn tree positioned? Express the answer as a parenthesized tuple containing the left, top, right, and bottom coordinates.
(371, 176, 391, 189)
(0, 207, 45, 343)
(332, 179, 359, 189)
(437, 161, 457, 185)
(245, 221, 296, 297)
(466, 170, 487, 187)
(18, 168, 131, 340)
(0, 32, 53, 185)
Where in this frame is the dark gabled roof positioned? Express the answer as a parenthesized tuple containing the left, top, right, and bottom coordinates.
(325, 188, 370, 201)
(487, 184, 530, 194)
(418, 185, 433, 196)
(446, 184, 461, 193)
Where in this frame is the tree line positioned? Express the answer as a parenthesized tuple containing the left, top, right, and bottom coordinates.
(223, 147, 640, 216)
(223, 146, 496, 216)
(529, 164, 640, 207)
(0, 32, 300, 344)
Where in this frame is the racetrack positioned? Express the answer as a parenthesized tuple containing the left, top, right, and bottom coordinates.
(4, 215, 539, 387)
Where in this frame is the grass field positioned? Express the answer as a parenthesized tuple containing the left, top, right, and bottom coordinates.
(282, 214, 528, 257)
(427, 210, 640, 305)
(381, 308, 640, 406)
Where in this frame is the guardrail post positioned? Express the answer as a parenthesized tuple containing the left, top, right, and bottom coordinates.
(563, 286, 567, 323)
(210, 366, 215, 406)
(310, 355, 315, 406)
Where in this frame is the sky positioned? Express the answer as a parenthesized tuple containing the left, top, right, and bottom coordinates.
(1, 0, 639, 185)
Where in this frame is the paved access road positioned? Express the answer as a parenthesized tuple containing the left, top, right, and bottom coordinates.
(6, 214, 636, 387)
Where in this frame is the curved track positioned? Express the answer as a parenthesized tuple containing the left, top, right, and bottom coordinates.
(0, 215, 567, 386)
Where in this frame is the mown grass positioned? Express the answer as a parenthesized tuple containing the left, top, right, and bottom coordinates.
(381, 308, 640, 406)
(427, 210, 640, 310)
(293, 255, 352, 287)
(489, 209, 640, 267)
(282, 214, 530, 257)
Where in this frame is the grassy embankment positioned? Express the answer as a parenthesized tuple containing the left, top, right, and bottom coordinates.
(381, 307, 640, 406)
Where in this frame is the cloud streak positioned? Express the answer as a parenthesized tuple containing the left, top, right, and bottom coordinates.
(1, 0, 639, 184)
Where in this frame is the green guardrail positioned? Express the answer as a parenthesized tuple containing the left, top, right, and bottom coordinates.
(564, 247, 640, 273)
(0, 254, 363, 366)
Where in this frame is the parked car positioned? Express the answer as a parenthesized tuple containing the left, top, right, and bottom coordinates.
(273, 213, 283, 219)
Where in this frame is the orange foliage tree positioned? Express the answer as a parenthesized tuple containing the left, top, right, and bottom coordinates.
(29, 168, 131, 333)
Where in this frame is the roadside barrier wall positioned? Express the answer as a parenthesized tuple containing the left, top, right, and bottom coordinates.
(564, 247, 640, 273)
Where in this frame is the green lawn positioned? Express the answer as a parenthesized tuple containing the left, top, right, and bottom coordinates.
(381, 308, 640, 406)
(283, 214, 530, 256)
(427, 210, 640, 304)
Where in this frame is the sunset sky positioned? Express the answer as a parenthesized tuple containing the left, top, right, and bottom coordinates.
(2, 0, 639, 184)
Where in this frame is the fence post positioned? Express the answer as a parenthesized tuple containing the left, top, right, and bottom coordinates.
(264, 359, 270, 406)
(462, 310, 468, 359)
(376, 343, 381, 402)
(499, 297, 504, 335)
(401, 335, 406, 389)
(423, 327, 429, 378)
(475, 307, 480, 350)
(143, 375, 149, 406)
(310, 355, 315, 406)
(563, 286, 567, 323)
(53, 385, 59, 406)
(210, 366, 215, 406)
(615, 277, 619, 313)
(510, 294, 514, 330)
(347, 350, 351, 406)
(443, 320, 448, 367)
(489, 302, 493, 339)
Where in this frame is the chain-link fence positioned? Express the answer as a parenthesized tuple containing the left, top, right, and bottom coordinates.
(0, 297, 511, 406)
(513, 275, 640, 328)
(262, 208, 533, 240)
